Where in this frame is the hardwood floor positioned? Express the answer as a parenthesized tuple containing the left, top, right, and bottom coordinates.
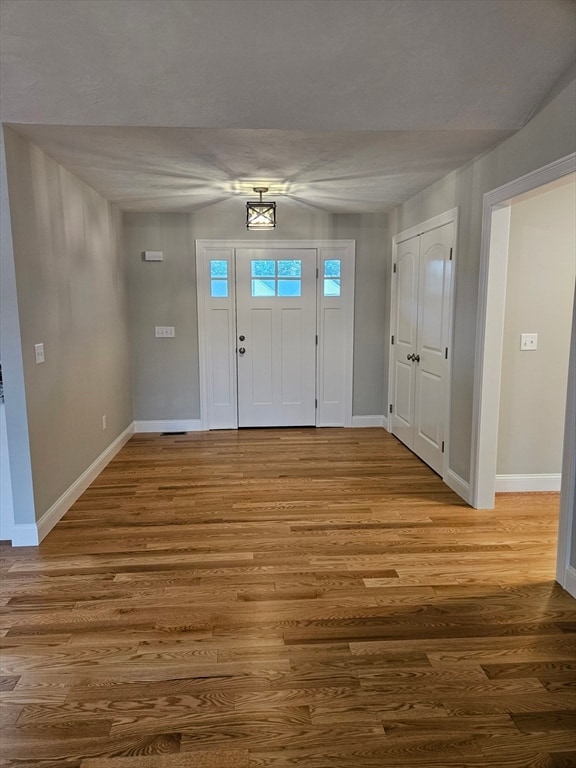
(1, 428, 575, 767)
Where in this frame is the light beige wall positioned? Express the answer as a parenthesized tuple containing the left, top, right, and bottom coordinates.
(3, 127, 133, 522)
(497, 176, 576, 475)
(124, 202, 388, 420)
(388, 72, 576, 484)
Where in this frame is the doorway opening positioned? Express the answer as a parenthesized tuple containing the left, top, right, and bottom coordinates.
(471, 153, 576, 597)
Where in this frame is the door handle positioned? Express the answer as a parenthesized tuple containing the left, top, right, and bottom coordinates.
(414, 354, 420, 363)
(238, 347, 246, 355)
(407, 353, 415, 361)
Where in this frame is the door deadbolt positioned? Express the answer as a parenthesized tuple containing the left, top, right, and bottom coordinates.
(239, 335, 245, 341)
(238, 347, 246, 354)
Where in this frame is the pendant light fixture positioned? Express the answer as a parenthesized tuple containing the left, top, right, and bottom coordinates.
(246, 187, 276, 230)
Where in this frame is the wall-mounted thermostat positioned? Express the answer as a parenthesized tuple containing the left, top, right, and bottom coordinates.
(143, 251, 163, 261)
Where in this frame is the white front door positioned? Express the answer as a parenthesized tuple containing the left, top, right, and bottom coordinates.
(235, 248, 317, 427)
(196, 240, 355, 430)
(390, 221, 454, 475)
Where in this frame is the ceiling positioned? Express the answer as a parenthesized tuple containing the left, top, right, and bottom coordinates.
(1, 0, 575, 214)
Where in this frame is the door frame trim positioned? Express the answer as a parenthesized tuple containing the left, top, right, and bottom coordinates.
(387, 208, 459, 488)
(471, 153, 576, 510)
(195, 240, 355, 430)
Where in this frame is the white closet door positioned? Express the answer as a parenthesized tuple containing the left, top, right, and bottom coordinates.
(391, 235, 419, 449)
(413, 223, 454, 473)
(235, 248, 317, 427)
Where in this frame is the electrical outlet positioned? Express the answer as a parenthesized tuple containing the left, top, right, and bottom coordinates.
(34, 343, 45, 364)
(520, 333, 538, 351)
(155, 326, 175, 338)
(102, 415, 107, 430)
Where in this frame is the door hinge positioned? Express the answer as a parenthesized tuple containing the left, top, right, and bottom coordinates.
(316, 267, 319, 278)
(449, 247, 453, 261)
(315, 398, 318, 409)
(445, 347, 448, 359)
(442, 441, 445, 453)
(393, 263, 397, 273)
(316, 334, 319, 345)
(389, 404, 393, 414)
(391, 335, 395, 345)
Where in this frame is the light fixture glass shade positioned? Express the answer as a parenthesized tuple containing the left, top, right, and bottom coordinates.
(246, 187, 276, 230)
(246, 201, 276, 230)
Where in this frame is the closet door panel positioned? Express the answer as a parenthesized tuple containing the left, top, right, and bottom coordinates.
(413, 222, 454, 474)
(391, 236, 419, 449)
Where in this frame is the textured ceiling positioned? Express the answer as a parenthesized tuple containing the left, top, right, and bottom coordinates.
(1, 0, 575, 213)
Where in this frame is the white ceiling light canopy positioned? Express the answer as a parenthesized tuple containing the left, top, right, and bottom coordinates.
(246, 187, 276, 230)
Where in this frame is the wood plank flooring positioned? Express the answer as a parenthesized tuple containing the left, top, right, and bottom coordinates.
(1, 428, 575, 767)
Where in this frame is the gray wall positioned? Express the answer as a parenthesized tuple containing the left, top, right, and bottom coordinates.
(124, 202, 388, 420)
(2, 127, 133, 523)
(332, 214, 388, 417)
(498, 176, 576, 476)
(125, 212, 199, 421)
(388, 73, 576, 484)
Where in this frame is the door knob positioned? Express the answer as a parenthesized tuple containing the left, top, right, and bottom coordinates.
(407, 353, 414, 361)
(239, 335, 245, 341)
(238, 347, 246, 355)
(414, 354, 420, 363)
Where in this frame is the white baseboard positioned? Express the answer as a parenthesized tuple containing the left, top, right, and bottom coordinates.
(444, 468, 471, 505)
(133, 419, 203, 433)
(351, 415, 387, 428)
(19, 423, 136, 547)
(495, 474, 562, 493)
(564, 566, 576, 599)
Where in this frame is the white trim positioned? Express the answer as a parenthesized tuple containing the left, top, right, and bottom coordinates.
(8, 423, 136, 547)
(393, 208, 459, 245)
(10, 524, 39, 547)
(352, 415, 387, 428)
(564, 566, 576, 599)
(472, 154, 576, 510)
(133, 420, 204, 433)
(196, 240, 357, 250)
(444, 468, 471, 504)
(0, 404, 15, 541)
(471, 204, 512, 508)
(388, 208, 460, 494)
(495, 474, 562, 493)
(557, 282, 576, 593)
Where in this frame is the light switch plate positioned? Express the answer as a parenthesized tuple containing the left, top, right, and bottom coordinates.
(34, 343, 45, 364)
(520, 333, 538, 351)
(155, 326, 175, 338)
